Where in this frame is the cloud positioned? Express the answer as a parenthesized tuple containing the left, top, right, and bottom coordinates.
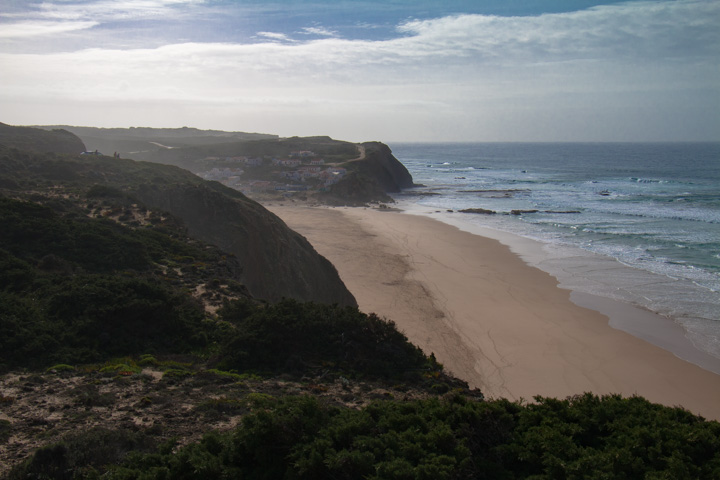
(392, 1, 720, 62)
(1, 0, 718, 141)
(0, 0, 205, 29)
(4, 1, 718, 84)
(255, 32, 296, 43)
(300, 26, 338, 37)
(0, 20, 99, 38)
(34, 0, 204, 20)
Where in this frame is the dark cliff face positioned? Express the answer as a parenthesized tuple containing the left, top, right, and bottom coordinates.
(325, 173, 393, 205)
(324, 142, 415, 205)
(0, 123, 86, 155)
(356, 142, 415, 192)
(133, 182, 357, 306)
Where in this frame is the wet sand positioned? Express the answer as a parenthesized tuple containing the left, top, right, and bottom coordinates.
(268, 204, 720, 420)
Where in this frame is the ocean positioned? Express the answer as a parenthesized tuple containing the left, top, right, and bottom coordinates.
(389, 142, 720, 365)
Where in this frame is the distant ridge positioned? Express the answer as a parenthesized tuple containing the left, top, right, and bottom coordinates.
(0, 122, 86, 154)
(36, 125, 277, 140)
(39, 125, 417, 205)
(35, 125, 278, 158)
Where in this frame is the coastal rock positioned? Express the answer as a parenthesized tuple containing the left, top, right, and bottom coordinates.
(459, 208, 496, 215)
(510, 209, 539, 215)
(322, 142, 415, 205)
(323, 172, 393, 206)
(353, 142, 415, 192)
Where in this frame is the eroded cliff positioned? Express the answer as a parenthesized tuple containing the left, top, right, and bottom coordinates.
(133, 182, 356, 305)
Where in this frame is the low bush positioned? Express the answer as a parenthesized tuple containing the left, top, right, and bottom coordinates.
(16, 393, 716, 479)
(215, 299, 437, 382)
(6, 428, 155, 480)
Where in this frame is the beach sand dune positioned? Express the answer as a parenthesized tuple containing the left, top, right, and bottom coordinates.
(268, 204, 720, 420)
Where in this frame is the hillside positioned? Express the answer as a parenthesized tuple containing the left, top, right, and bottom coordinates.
(0, 123, 86, 155)
(43, 126, 417, 205)
(0, 126, 355, 305)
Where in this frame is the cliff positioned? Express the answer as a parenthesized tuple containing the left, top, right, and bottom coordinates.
(355, 142, 415, 192)
(0, 123, 86, 154)
(32, 126, 415, 205)
(322, 141, 415, 205)
(133, 182, 357, 305)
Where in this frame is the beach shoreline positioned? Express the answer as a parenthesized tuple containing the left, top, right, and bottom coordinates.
(395, 202, 720, 376)
(266, 202, 720, 420)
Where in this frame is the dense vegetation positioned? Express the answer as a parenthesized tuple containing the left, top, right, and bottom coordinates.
(8, 393, 720, 479)
(215, 299, 436, 381)
(0, 196, 240, 369)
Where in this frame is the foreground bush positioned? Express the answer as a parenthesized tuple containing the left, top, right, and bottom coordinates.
(10, 393, 719, 479)
(216, 299, 438, 381)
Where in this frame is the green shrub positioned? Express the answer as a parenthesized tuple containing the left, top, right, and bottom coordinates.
(138, 354, 158, 366)
(215, 299, 432, 381)
(195, 369, 244, 384)
(162, 369, 193, 379)
(196, 397, 247, 419)
(45, 364, 76, 373)
(7, 428, 155, 480)
(99, 363, 141, 376)
(60, 393, 720, 479)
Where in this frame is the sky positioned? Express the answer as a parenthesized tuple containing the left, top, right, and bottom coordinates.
(1, 0, 718, 142)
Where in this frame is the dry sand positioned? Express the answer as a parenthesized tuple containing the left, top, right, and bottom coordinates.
(267, 204, 720, 420)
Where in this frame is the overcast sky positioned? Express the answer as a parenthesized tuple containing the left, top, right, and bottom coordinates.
(1, 0, 718, 142)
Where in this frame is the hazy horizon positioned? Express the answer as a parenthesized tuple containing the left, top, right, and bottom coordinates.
(2, 0, 719, 143)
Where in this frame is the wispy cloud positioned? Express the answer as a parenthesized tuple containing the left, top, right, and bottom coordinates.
(300, 26, 338, 37)
(0, 20, 99, 38)
(255, 32, 296, 43)
(0, 0, 204, 36)
(34, 0, 204, 20)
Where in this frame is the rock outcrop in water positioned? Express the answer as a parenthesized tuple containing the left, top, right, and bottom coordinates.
(460, 208, 497, 215)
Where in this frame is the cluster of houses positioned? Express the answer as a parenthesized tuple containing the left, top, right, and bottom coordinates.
(196, 150, 348, 195)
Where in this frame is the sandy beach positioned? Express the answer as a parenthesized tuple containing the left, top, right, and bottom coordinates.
(267, 204, 720, 420)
